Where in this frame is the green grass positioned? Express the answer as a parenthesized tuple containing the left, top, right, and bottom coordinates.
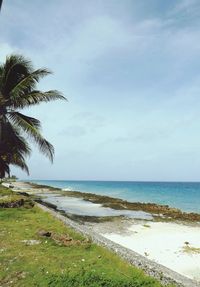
(0, 185, 34, 208)
(0, 186, 173, 287)
(0, 184, 13, 196)
(0, 194, 24, 203)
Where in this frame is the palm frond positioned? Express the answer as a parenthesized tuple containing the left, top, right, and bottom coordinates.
(2, 120, 31, 157)
(8, 69, 51, 106)
(9, 89, 66, 109)
(8, 112, 54, 162)
(0, 157, 10, 178)
(8, 112, 41, 129)
(0, 64, 4, 90)
(1, 54, 33, 97)
(9, 153, 29, 175)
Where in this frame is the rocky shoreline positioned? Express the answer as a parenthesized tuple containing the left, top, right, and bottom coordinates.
(19, 181, 200, 223)
(37, 202, 199, 287)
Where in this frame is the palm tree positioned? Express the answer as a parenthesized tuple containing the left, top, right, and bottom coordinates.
(0, 54, 66, 178)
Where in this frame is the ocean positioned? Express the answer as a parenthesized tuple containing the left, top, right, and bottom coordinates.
(27, 180, 200, 213)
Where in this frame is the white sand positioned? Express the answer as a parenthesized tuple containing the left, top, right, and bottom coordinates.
(103, 222, 200, 281)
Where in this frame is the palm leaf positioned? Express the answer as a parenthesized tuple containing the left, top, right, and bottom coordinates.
(9, 89, 66, 109)
(2, 121, 31, 157)
(9, 153, 29, 175)
(8, 112, 41, 129)
(8, 112, 54, 162)
(1, 54, 33, 97)
(0, 157, 10, 178)
(9, 68, 51, 105)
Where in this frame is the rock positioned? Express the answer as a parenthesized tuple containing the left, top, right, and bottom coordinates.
(16, 191, 29, 197)
(21, 240, 41, 245)
(38, 230, 52, 237)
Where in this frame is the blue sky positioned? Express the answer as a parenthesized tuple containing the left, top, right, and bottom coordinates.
(1, 0, 200, 181)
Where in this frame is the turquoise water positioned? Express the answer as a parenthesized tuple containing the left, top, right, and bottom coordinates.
(28, 180, 200, 213)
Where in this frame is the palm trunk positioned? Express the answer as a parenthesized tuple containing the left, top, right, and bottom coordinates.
(0, 118, 2, 143)
(0, 115, 2, 152)
(0, 112, 3, 150)
(0, 118, 2, 180)
(0, 113, 4, 180)
(0, 105, 5, 146)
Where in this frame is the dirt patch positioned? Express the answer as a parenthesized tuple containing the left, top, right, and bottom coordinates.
(0, 197, 34, 208)
(38, 229, 90, 247)
(0, 198, 25, 208)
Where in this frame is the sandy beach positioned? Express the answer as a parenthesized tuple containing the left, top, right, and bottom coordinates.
(89, 221, 200, 281)
(6, 181, 200, 284)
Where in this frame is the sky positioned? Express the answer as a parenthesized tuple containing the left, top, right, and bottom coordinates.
(1, 0, 200, 181)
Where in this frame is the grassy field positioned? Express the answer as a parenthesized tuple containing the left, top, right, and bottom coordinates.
(0, 185, 173, 287)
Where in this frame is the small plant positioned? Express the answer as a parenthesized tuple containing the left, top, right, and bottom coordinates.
(143, 224, 151, 228)
(182, 245, 200, 254)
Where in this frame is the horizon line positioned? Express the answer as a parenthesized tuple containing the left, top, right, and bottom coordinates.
(20, 178, 200, 183)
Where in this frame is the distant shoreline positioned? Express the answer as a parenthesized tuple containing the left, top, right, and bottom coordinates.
(20, 179, 200, 214)
(21, 179, 200, 183)
(10, 180, 200, 222)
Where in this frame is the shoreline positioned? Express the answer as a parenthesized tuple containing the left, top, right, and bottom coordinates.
(14, 180, 200, 223)
(6, 181, 200, 284)
(37, 202, 198, 287)
(26, 180, 200, 214)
